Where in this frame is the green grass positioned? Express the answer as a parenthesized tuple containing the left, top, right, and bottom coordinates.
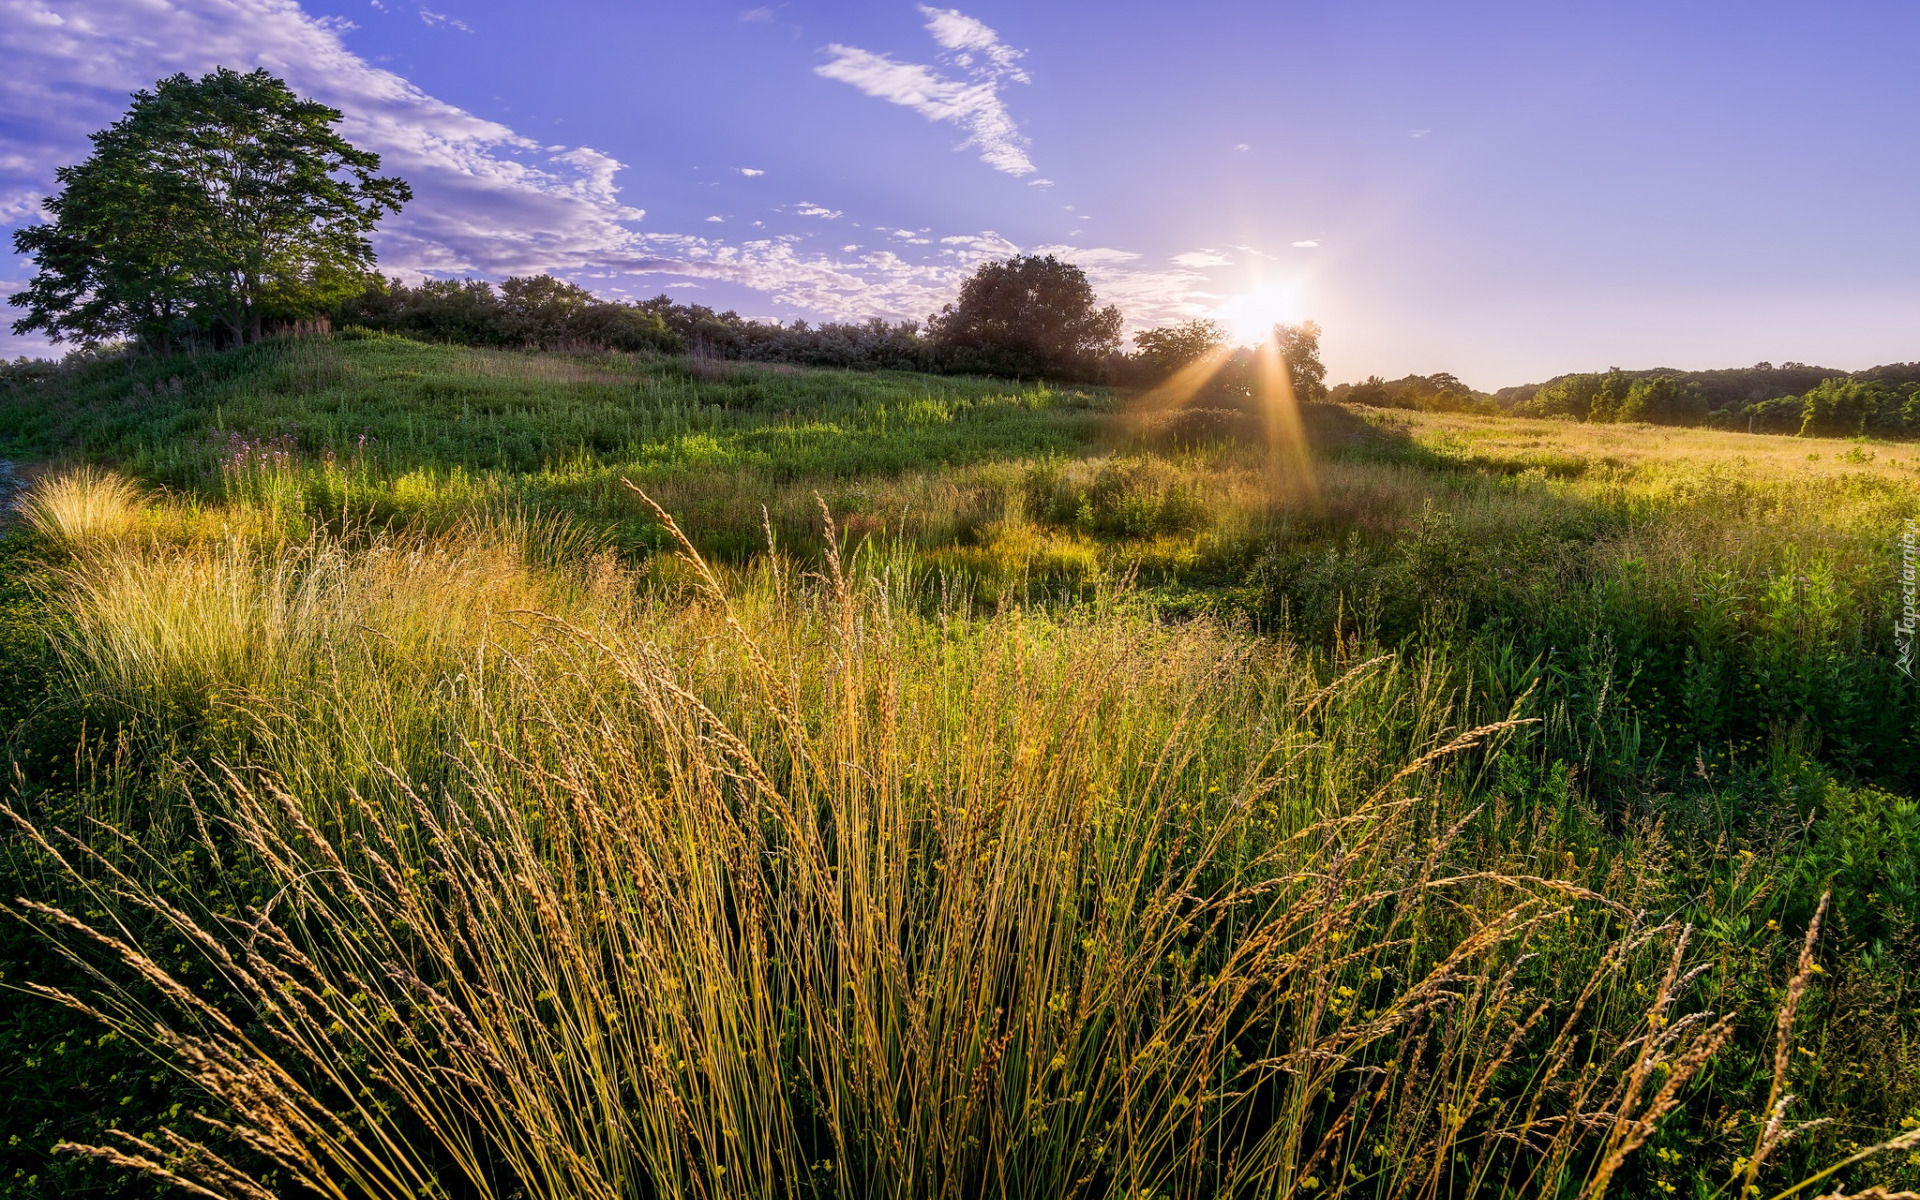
(0, 334, 1916, 1200)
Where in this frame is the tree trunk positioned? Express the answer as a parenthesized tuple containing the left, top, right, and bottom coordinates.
(248, 311, 263, 344)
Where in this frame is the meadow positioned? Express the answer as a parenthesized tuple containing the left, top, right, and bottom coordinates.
(0, 333, 1916, 1200)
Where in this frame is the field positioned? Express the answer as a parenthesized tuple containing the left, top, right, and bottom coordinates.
(1, 332, 1916, 1200)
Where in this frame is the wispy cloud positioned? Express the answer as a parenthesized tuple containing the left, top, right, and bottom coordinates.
(418, 8, 470, 32)
(1028, 244, 1212, 330)
(1291, 239, 1320, 248)
(917, 5, 1027, 81)
(815, 5, 1033, 176)
(938, 232, 1018, 255)
(1172, 250, 1231, 268)
(736, 167, 765, 176)
(792, 202, 843, 219)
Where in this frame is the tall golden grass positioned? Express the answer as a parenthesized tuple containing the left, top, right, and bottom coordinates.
(11, 472, 1914, 1200)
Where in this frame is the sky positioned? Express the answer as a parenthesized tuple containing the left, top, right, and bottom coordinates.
(2, 0, 1918, 387)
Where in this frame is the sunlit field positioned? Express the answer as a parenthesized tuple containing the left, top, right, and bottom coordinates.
(1, 335, 1916, 1200)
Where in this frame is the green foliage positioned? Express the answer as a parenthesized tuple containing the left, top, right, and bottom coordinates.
(1333, 370, 1494, 413)
(1127, 318, 1226, 381)
(1799, 377, 1893, 437)
(1269, 319, 1329, 402)
(927, 253, 1123, 380)
(1503, 361, 1920, 440)
(1615, 373, 1707, 424)
(9, 68, 409, 351)
(340, 275, 682, 353)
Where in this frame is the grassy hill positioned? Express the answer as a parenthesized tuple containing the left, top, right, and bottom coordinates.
(2, 334, 1917, 1200)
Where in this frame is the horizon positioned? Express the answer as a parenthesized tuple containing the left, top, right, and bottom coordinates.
(3, 0, 1917, 388)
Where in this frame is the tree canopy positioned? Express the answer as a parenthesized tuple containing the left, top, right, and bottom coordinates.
(1269, 320, 1329, 403)
(10, 67, 410, 351)
(1131, 319, 1227, 381)
(926, 254, 1122, 381)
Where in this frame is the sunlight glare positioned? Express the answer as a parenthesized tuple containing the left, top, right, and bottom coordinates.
(1215, 284, 1302, 347)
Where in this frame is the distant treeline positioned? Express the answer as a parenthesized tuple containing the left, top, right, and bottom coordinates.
(334, 255, 1122, 381)
(1505, 363, 1920, 437)
(1329, 373, 1496, 415)
(1334, 363, 1920, 438)
(335, 275, 939, 371)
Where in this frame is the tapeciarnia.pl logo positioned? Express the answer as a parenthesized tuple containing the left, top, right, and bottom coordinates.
(1899, 518, 1917, 678)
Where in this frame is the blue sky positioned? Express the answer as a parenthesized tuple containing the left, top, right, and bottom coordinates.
(3, 0, 1917, 386)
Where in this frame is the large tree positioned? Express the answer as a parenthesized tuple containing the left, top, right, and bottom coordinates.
(11, 67, 409, 351)
(928, 254, 1122, 380)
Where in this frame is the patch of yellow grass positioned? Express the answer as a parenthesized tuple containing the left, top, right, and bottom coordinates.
(20, 467, 145, 548)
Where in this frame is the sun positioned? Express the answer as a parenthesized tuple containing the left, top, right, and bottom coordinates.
(1214, 284, 1302, 347)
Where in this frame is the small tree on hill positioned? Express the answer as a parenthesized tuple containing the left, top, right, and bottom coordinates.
(10, 67, 410, 352)
(928, 254, 1122, 380)
(1131, 319, 1227, 381)
(1271, 321, 1329, 402)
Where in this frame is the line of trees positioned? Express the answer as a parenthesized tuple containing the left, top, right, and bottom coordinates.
(1330, 373, 1497, 415)
(1501, 364, 1920, 437)
(336, 252, 1129, 381)
(1322, 363, 1920, 439)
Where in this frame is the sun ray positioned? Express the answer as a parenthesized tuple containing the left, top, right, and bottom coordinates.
(1135, 344, 1237, 413)
(1254, 334, 1319, 502)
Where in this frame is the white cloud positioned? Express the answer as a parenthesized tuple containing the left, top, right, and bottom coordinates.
(1172, 250, 1231, 268)
(1030, 245, 1138, 267)
(738, 6, 777, 22)
(792, 202, 843, 219)
(706, 215, 725, 223)
(939, 232, 1020, 256)
(418, 8, 470, 32)
(1232, 143, 1250, 151)
(1027, 177, 1052, 188)
(1408, 129, 1431, 138)
(916, 5, 1027, 81)
(815, 6, 1033, 176)
(841, 244, 859, 252)
(1291, 240, 1320, 248)
(1028, 244, 1210, 330)
(736, 167, 765, 176)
